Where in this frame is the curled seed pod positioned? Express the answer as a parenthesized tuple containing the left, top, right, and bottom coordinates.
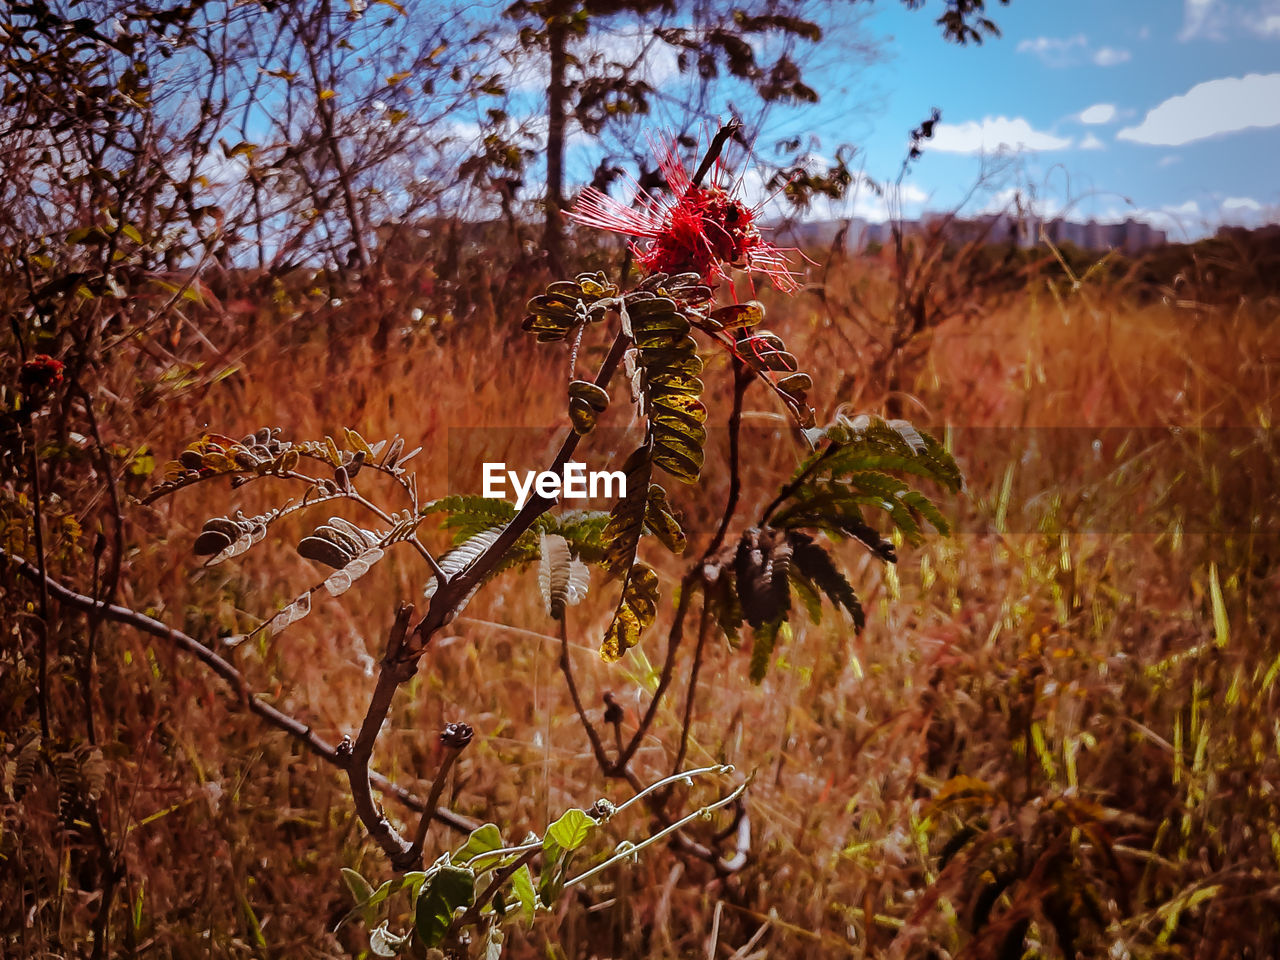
(254, 427, 271, 445)
(193, 529, 233, 555)
(439, 722, 474, 750)
(204, 517, 244, 538)
(776, 372, 812, 394)
(569, 379, 610, 412)
(333, 465, 350, 492)
(298, 535, 353, 569)
(568, 397, 598, 436)
(192, 517, 242, 555)
(179, 450, 204, 470)
(233, 449, 259, 470)
(312, 524, 362, 556)
(240, 434, 255, 446)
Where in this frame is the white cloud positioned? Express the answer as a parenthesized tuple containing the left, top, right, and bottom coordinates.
(848, 183, 929, 223)
(1251, 2, 1280, 36)
(1180, 0, 1223, 40)
(1117, 73, 1280, 145)
(1222, 196, 1263, 211)
(1017, 33, 1087, 66)
(1093, 47, 1131, 66)
(930, 116, 1072, 154)
(1078, 103, 1118, 125)
(1079, 133, 1106, 150)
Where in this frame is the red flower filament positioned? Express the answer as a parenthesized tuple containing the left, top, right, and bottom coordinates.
(568, 136, 801, 294)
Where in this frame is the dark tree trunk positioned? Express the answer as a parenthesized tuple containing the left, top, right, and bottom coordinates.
(544, 5, 569, 273)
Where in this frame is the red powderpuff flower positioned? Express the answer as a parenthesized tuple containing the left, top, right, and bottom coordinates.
(568, 135, 801, 294)
(19, 354, 65, 393)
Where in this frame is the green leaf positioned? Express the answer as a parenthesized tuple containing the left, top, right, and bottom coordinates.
(414, 863, 475, 948)
(510, 864, 537, 923)
(749, 619, 783, 683)
(546, 808, 594, 852)
(600, 448, 653, 577)
(451, 823, 503, 868)
(643, 484, 686, 554)
(340, 868, 376, 927)
(336, 875, 415, 931)
(602, 562, 660, 661)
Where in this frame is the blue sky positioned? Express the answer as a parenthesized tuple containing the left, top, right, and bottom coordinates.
(777, 0, 1280, 236)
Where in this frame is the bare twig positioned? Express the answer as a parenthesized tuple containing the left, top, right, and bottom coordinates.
(671, 598, 714, 776)
(702, 359, 751, 561)
(403, 723, 473, 870)
(615, 570, 699, 770)
(25, 423, 52, 740)
(0, 549, 475, 834)
(558, 615, 614, 772)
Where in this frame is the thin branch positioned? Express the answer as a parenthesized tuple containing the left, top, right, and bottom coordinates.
(566, 780, 749, 889)
(26, 422, 52, 740)
(691, 119, 743, 191)
(702, 360, 750, 561)
(615, 569, 699, 770)
(403, 724, 472, 870)
(73, 378, 125, 746)
(344, 604, 417, 863)
(412, 331, 631, 644)
(0, 550, 474, 834)
(558, 614, 613, 772)
(671, 598, 713, 776)
(448, 848, 540, 941)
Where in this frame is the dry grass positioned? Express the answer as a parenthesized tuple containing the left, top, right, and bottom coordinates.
(5, 243, 1280, 958)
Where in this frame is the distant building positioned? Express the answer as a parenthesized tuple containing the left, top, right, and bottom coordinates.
(1040, 217, 1167, 254)
(774, 214, 1168, 255)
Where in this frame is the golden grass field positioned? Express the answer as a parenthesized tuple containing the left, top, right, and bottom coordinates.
(6, 235, 1280, 958)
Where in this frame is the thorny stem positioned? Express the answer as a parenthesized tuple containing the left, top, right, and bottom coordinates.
(0, 550, 476, 834)
(611, 764, 734, 818)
